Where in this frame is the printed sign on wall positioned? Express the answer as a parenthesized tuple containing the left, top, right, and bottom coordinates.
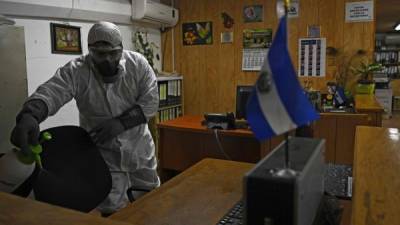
(345, 1, 374, 22)
(287, 1, 299, 18)
(298, 38, 326, 77)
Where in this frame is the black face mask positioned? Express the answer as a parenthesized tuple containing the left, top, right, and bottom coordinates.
(94, 60, 119, 77)
(89, 46, 122, 83)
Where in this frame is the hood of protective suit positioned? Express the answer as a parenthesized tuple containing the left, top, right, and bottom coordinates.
(88, 21, 123, 82)
(88, 21, 122, 48)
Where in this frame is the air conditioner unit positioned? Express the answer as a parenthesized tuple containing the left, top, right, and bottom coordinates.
(385, 34, 400, 45)
(132, 0, 179, 27)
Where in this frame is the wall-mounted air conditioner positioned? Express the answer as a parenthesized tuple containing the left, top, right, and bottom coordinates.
(132, 0, 179, 27)
(385, 34, 400, 45)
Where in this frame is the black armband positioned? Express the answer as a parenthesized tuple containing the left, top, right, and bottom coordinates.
(117, 105, 146, 130)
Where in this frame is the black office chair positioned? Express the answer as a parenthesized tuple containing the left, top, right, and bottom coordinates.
(13, 126, 111, 213)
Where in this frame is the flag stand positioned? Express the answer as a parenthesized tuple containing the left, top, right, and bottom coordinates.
(274, 131, 297, 177)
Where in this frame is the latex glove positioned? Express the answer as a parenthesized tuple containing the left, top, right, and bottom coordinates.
(10, 114, 40, 155)
(90, 118, 125, 144)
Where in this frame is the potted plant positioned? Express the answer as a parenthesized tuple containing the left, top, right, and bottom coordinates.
(326, 47, 367, 91)
(351, 60, 382, 94)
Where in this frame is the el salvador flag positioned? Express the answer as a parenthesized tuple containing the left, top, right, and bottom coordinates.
(246, 16, 319, 141)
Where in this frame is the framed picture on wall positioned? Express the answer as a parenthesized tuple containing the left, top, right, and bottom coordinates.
(243, 5, 263, 23)
(50, 23, 82, 54)
(307, 25, 321, 38)
(182, 21, 213, 45)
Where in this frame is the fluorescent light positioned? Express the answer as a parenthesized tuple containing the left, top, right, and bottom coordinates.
(395, 23, 400, 31)
(389, 128, 399, 134)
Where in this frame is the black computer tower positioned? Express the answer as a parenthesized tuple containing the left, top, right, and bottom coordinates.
(243, 137, 325, 225)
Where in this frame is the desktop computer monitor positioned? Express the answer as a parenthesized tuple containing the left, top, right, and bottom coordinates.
(235, 85, 253, 119)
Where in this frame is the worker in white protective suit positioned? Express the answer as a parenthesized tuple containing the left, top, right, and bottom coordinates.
(10, 21, 160, 215)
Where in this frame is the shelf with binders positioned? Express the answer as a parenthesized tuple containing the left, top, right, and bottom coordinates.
(374, 48, 400, 52)
(156, 75, 183, 122)
(158, 105, 183, 123)
(379, 66, 400, 78)
(374, 50, 400, 64)
(374, 50, 400, 79)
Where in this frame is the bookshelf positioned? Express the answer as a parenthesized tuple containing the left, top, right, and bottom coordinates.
(157, 75, 183, 122)
(374, 49, 400, 78)
(374, 36, 398, 118)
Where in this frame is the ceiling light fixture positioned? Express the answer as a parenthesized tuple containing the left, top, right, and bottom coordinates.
(395, 23, 400, 31)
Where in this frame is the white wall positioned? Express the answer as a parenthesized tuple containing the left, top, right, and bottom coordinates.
(12, 18, 161, 130)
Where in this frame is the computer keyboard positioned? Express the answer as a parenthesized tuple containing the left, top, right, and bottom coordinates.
(216, 200, 244, 225)
(324, 164, 353, 199)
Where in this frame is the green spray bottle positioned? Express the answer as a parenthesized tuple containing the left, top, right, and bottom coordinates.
(16, 132, 52, 169)
(0, 132, 51, 193)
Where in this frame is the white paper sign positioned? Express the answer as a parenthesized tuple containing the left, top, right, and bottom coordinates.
(298, 38, 326, 77)
(287, 2, 299, 18)
(345, 1, 374, 22)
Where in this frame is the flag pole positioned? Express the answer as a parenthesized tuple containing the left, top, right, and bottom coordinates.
(284, 0, 291, 170)
(274, 0, 296, 176)
(284, 0, 290, 35)
(284, 132, 290, 169)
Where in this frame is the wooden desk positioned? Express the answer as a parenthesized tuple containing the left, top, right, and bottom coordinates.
(111, 158, 351, 225)
(313, 95, 383, 165)
(0, 192, 131, 225)
(157, 115, 281, 173)
(157, 95, 383, 170)
(314, 113, 370, 165)
(354, 95, 384, 127)
(157, 111, 375, 171)
(352, 126, 400, 225)
(0, 159, 351, 225)
(111, 159, 251, 225)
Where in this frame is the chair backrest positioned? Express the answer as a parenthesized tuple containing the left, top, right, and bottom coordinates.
(16, 126, 112, 212)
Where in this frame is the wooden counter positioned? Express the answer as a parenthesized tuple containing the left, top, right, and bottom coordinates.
(312, 95, 383, 165)
(0, 159, 352, 225)
(110, 159, 252, 225)
(354, 95, 384, 126)
(354, 95, 384, 112)
(314, 113, 370, 164)
(352, 126, 400, 225)
(111, 158, 351, 225)
(0, 192, 131, 225)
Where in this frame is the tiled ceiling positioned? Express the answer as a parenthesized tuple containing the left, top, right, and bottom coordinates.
(376, 0, 400, 33)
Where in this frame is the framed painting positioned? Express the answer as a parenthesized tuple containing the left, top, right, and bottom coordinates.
(50, 23, 82, 54)
(182, 21, 213, 45)
(243, 5, 263, 23)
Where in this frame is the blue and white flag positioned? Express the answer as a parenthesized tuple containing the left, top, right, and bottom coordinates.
(246, 16, 319, 140)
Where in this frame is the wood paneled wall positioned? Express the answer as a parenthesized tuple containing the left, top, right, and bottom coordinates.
(162, 0, 376, 116)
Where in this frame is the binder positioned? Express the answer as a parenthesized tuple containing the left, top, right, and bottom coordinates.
(156, 76, 183, 122)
